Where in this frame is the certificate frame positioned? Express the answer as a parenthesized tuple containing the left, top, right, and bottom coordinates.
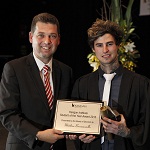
(53, 100, 103, 135)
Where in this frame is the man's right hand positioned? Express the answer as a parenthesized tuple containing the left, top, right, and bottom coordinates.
(36, 128, 64, 143)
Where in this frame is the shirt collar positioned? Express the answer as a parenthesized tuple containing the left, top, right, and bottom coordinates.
(33, 52, 52, 72)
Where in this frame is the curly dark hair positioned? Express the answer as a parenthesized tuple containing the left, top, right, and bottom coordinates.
(31, 12, 60, 34)
(87, 19, 124, 49)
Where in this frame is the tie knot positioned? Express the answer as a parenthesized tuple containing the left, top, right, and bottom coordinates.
(103, 73, 116, 81)
(43, 65, 50, 74)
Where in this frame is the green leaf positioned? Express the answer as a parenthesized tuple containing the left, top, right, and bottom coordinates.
(110, 0, 122, 24)
(125, 0, 134, 27)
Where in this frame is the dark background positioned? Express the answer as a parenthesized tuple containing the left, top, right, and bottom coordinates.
(0, 0, 150, 80)
(0, 0, 150, 149)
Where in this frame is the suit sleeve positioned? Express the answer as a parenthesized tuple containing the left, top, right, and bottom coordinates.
(0, 62, 40, 149)
(126, 76, 150, 149)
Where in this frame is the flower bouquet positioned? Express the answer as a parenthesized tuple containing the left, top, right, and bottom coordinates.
(87, 0, 140, 72)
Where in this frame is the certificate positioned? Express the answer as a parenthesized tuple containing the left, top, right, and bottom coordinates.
(53, 100, 103, 135)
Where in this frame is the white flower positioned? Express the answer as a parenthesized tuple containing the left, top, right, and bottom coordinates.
(124, 42, 136, 52)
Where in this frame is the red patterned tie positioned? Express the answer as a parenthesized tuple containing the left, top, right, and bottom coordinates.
(43, 65, 53, 149)
(43, 65, 53, 110)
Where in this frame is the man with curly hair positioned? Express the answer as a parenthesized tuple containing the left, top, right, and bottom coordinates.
(68, 19, 150, 150)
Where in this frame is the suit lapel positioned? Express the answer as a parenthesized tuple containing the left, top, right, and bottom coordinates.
(52, 60, 61, 102)
(50, 60, 61, 120)
(118, 69, 135, 109)
(88, 71, 100, 101)
(26, 54, 51, 116)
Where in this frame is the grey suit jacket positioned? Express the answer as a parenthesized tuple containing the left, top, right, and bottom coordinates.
(0, 53, 73, 150)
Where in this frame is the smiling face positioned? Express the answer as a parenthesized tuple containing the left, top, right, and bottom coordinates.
(29, 22, 60, 64)
(93, 33, 119, 67)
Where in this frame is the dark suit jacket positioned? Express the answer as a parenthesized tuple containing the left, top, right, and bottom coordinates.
(0, 53, 73, 150)
(71, 66, 150, 150)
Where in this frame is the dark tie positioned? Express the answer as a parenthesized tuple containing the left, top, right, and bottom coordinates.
(43, 65, 53, 110)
